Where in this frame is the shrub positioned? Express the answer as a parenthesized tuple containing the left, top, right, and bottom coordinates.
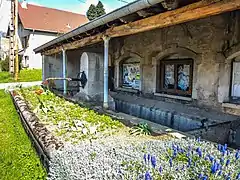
(0, 56, 9, 71)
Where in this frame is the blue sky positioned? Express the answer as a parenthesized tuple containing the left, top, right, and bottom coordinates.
(27, 0, 134, 15)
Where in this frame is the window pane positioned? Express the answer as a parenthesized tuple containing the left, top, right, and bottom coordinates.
(232, 62, 240, 98)
(164, 64, 175, 89)
(177, 64, 190, 91)
(122, 63, 141, 90)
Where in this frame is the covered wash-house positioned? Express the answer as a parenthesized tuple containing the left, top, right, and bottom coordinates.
(34, 0, 240, 145)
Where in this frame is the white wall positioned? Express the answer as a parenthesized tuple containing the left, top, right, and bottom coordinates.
(19, 29, 57, 69)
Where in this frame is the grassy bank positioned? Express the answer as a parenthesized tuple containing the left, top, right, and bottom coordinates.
(0, 90, 46, 180)
(0, 69, 42, 83)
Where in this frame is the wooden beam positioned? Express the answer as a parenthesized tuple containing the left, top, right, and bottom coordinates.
(43, 0, 240, 55)
(107, 0, 240, 38)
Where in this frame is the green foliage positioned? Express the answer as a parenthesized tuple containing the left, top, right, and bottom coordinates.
(0, 56, 9, 72)
(0, 90, 46, 180)
(16, 86, 125, 142)
(86, 1, 106, 21)
(0, 69, 42, 83)
(96, 1, 106, 17)
(129, 122, 152, 136)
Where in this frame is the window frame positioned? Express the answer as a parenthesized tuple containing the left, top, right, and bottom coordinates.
(121, 61, 141, 90)
(158, 59, 193, 97)
(230, 60, 240, 103)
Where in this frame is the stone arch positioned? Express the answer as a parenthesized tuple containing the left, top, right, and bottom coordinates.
(151, 47, 199, 99)
(115, 52, 143, 90)
(225, 43, 240, 61)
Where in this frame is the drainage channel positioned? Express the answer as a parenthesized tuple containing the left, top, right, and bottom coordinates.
(114, 99, 240, 147)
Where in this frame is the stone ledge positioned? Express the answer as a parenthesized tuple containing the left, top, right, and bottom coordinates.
(154, 93, 192, 101)
(116, 87, 139, 93)
(11, 92, 64, 171)
(222, 103, 240, 110)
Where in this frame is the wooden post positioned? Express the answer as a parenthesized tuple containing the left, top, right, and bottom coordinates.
(9, 0, 15, 74)
(14, 0, 19, 81)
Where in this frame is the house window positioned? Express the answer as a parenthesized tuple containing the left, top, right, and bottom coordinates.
(24, 56, 29, 67)
(158, 59, 193, 97)
(231, 61, 240, 100)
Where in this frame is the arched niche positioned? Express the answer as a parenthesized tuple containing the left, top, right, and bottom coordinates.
(152, 47, 198, 99)
(115, 52, 143, 91)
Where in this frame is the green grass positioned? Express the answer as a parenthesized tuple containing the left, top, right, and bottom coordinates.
(0, 90, 46, 180)
(0, 69, 42, 83)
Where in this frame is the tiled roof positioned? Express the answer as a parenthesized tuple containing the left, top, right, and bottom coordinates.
(18, 2, 88, 33)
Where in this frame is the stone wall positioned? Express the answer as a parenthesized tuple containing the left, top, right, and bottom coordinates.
(110, 11, 240, 115)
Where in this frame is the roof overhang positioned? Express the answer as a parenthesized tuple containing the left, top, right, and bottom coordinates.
(34, 0, 240, 56)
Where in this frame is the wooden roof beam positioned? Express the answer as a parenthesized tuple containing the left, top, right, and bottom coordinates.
(43, 0, 240, 56)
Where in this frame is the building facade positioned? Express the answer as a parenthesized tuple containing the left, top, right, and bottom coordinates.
(18, 0, 88, 69)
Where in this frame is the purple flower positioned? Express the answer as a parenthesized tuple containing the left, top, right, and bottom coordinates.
(235, 151, 240, 160)
(198, 173, 203, 179)
(211, 163, 217, 174)
(147, 154, 151, 162)
(203, 176, 208, 180)
(169, 158, 173, 167)
(236, 173, 240, 179)
(196, 147, 201, 153)
(145, 171, 152, 180)
(173, 149, 177, 158)
(226, 177, 230, 180)
(218, 170, 222, 176)
(218, 144, 222, 151)
(144, 154, 147, 163)
(197, 137, 201, 142)
(209, 155, 214, 162)
(220, 157, 224, 164)
(224, 144, 228, 150)
(151, 156, 156, 168)
(227, 150, 230, 156)
(226, 159, 230, 166)
(188, 158, 192, 167)
(159, 166, 163, 174)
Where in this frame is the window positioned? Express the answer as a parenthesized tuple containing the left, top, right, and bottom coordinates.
(122, 63, 141, 90)
(24, 56, 29, 67)
(21, 36, 29, 48)
(231, 61, 240, 100)
(158, 59, 193, 97)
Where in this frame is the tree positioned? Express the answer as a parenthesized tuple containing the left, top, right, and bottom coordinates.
(96, 1, 106, 17)
(87, 4, 97, 21)
(86, 1, 106, 21)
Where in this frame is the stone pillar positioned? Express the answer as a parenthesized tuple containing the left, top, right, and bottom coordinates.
(103, 36, 110, 109)
(80, 52, 104, 100)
